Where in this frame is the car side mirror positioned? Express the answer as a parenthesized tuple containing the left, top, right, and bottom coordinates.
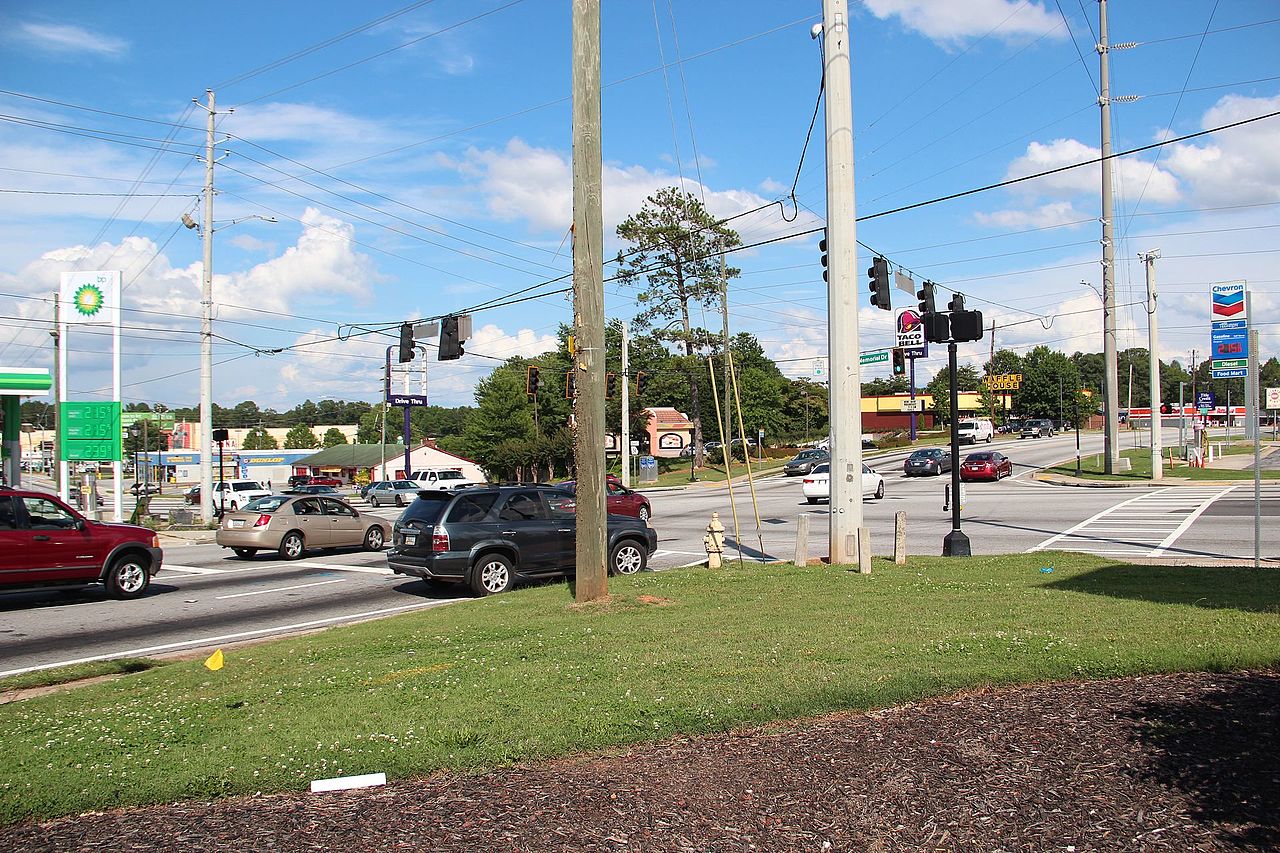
(75, 518, 86, 531)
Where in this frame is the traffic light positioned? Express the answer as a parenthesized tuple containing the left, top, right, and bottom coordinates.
(398, 322, 415, 363)
(1160, 403, 1172, 414)
(565, 370, 576, 398)
(438, 315, 464, 361)
(868, 257, 891, 311)
(948, 292, 966, 313)
(819, 230, 829, 283)
(635, 371, 647, 396)
(606, 372, 617, 399)
(917, 280, 936, 315)
(526, 366, 540, 397)
(924, 313, 951, 344)
(949, 309, 985, 343)
(892, 348, 906, 376)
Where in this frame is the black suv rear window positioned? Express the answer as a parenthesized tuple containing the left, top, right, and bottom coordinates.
(399, 494, 451, 526)
(446, 493, 497, 523)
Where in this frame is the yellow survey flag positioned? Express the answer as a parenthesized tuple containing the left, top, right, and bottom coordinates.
(204, 649, 224, 671)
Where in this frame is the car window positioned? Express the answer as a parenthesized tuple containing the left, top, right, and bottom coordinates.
(321, 498, 357, 517)
(0, 495, 18, 529)
(606, 482, 626, 496)
(438, 471, 464, 481)
(394, 480, 417, 489)
(498, 491, 547, 521)
(292, 498, 321, 516)
(246, 496, 288, 512)
(968, 453, 993, 461)
(811, 463, 830, 475)
(234, 482, 255, 491)
(21, 497, 77, 529)
(546, 491, 577, 519)
(446, 493, 498, 523)
(862, 463, 873, 474)
(399, 495, 450, 527)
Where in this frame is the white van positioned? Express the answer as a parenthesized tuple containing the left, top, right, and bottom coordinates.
(408, 468, 484, 491)
(956, 418, 994, 445)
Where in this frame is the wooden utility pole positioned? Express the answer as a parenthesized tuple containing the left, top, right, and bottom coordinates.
(572, 0, 607, 601)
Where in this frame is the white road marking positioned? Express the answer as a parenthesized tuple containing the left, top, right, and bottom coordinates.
(1029, 486, 1237, 557)
(297, 561, 393, 575)
(216, 579, 347, 600)
(1149, 486, 1237, 557)
(161, 564, 226, 574)
(0, 599, 456, 679)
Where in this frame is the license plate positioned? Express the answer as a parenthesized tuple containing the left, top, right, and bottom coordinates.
(403, 534, 417, 546)
(229, 519, 245, 528)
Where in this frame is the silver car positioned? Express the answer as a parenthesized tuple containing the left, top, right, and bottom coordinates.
(366, 479, 424, 507)
(216, 494, 391, 560)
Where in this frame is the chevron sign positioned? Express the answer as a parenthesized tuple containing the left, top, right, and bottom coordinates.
(1210, 282, 1246, 321)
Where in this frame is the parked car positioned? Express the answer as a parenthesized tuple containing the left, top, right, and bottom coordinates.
(366, 479, 424, 507)
(286, 474, 313, 488)
(387, 485, 658, 595)
(408, 468, 484, 492)
(215, 494, 391, 560)
(800, 462, 884, 504)
(286, 484, 339, 495)
(904, 448, 952, 476)
(1020, 419, 1055, 439)
(359, 481, 382, 500)
(0, 486, 162, 598)
(129, 482, 162, 496)
(183, 485, 201, 505)
(959, 451, 1013, 481)
(211, 480, 271, 511)
(784, 449, 829, 476)
(956, 418, 995, 445)
(305, 476, 343, 487)
(557, 479, 652, 521)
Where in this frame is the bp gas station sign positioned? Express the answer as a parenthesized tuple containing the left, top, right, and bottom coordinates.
(59, 402, 122, 462)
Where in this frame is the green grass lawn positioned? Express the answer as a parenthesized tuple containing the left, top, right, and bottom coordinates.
(644, 458, 787, 487)
(2, 553, 1278, 824)
(1046, 444, 1280, 481)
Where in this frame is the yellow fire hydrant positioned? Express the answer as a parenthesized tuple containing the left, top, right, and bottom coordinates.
(704, 512, 726, 568)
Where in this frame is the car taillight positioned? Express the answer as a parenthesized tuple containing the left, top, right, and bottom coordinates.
(803, 477, 814, 484)
(254, 514, 272, 527)
(432, 528, 449, 552)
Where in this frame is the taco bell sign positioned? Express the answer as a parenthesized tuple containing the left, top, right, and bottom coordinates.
(1210, 281, 1246, 323)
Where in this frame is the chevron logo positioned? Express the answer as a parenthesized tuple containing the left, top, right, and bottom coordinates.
(1211, 289, 1244, 317)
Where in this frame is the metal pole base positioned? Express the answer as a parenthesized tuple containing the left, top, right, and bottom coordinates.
(942, 530, 971, 557)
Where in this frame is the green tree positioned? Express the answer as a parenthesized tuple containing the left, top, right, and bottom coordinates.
(924, 364, 982, 425)
(322, 427, 348, 447)
(615, 186, 742, 467)
(242, 427, 278, 450)
(462, 369, 536, 460)
(283, 423, 320, 449)
(1015, 346, 1090, 425)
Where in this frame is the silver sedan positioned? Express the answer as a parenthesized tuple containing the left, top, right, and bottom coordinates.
(366, 479, 425, 507)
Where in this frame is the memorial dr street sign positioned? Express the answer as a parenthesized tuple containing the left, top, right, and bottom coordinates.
(859, 350, 889, 366)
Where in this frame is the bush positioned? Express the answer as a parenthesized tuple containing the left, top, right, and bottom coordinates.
(873, 431, 913, 449)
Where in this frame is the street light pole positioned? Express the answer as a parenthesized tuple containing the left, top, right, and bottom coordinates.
(197, 90, 217, 524)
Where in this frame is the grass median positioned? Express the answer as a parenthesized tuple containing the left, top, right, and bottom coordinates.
(2, 553, 1278, 824)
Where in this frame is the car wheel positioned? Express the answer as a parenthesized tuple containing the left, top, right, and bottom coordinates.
(232, 547, 257, 559)
(638, 505, 651, 521)
(875, 481, 885, 500)
(363, 526, 385, 551)
(395, 494, 404, 507)
(104, 554, 150, 599)
(609, 540, 647, 576)
(278, 531, 305, 561)
(987, 435, 993, 443)
(470, 553, 513, 595)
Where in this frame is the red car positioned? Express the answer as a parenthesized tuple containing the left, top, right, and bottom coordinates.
(557, 480, 652, 521)
(0, 486, 163, 598)
(959, 451, 1013, 481)
(307, 476, 343, 487)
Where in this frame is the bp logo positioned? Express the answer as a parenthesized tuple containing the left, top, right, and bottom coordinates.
(73, 283, 105, 318)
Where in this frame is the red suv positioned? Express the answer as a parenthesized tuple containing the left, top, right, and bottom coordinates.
(0, 487, 163, 599)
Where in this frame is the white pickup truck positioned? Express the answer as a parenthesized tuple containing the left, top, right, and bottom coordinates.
(213, 480, 271, 510)
(408, 469, 484, 492)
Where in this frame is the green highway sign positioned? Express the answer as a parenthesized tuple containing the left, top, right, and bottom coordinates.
(121, 411, 176, 430)
(59, 401, 122, 462)
(859, 350, 889, 366)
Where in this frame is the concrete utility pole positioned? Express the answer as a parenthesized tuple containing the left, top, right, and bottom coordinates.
(1140, 249, 1162, 480)
(197, 89, 217, 523)
(571, 0, 607, 602)
(51, 291, 61, 494)
(720, 251, 732, 450)
(621, 324, 630, 488)
(821, 0, 864, 563)
(1098, 0, 1120, 473)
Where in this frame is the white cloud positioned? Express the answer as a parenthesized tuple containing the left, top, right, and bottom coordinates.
(974, 201, 1085, 230)
(446, 138, 820, 242)
(14, 22, 128, 57)
(863, 0, 1062, 44)
(1164, 94, 1280, 206)
(1003, 138, 1180, 204)
(227, 234, 275, 253)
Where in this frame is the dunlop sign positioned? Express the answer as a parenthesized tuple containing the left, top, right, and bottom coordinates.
(985, 373, 1022, 391)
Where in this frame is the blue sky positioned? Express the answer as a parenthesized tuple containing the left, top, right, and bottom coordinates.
(1, 0, 1277, 412)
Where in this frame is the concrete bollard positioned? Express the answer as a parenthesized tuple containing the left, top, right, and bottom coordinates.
(794, 512, 810, 567)
(857, 526, 872, 574)
(704, 512, 725, 568)
(894, 511, 907, 565)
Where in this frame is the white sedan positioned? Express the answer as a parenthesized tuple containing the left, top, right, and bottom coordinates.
(801, 462, 885, 504)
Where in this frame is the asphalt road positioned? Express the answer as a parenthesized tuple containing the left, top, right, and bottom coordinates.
(2, 430, 1276, 678)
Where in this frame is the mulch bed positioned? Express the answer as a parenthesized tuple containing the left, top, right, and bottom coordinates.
(7, 670, 1278, 852)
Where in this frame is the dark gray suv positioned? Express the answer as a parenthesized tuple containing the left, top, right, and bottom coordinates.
(387, 486, 658, 595)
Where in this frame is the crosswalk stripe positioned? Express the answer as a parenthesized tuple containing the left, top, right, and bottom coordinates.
(296, 561, 393, 575)
(162, 564, 226, 574)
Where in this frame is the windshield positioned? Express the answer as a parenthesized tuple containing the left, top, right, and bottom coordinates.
(244, 496, 288, 512)
(911, 450, 942, 459)
(398, 495, 450, 528)
(958, 421, 980, 430)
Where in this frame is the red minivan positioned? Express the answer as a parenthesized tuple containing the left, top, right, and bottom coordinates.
(0, 487, 164, 598)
